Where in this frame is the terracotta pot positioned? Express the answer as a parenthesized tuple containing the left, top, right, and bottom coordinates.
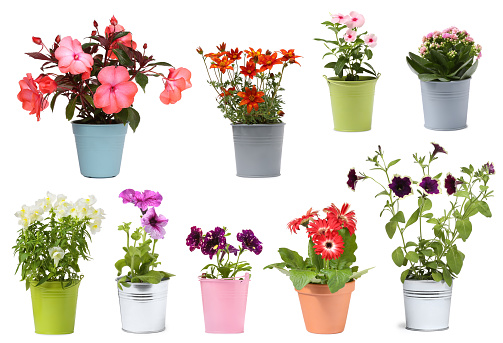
(296, 281, 355, 334)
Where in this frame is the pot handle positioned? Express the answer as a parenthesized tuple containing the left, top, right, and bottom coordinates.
(242, 272, 250, 284)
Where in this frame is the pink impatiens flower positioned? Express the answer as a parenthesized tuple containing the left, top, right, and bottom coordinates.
(345, 11, 365, 29)
(34, 75, 57, 94)
(93, 66, 138, 114)
(54, 36, 94, 76)
(17, 73, 49, 121)
(104, 16, 137, 60)
(364, 34, 377, 48)
(331, 13, 349, 24)
(160, 67, 192, 105)
(344, 29, 357, 43)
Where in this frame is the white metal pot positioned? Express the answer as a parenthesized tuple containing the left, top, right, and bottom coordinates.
(117, 278, 169, 333)
(403, 279, 452, 331)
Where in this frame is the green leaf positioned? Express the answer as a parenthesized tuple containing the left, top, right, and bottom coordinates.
(349, 267, 374, 280)
(289, 269, 317, 290)
(365, 49, 373, 60)
(385, 221, 397, 239)
(400, 269, 409, 283)
(454, 190, 470, 198)
(418, 73, 443, 82)
(443, 268, 453, 286)
(50, 91, 61, 112)
(336, 228, 357, 269)
(324, 62, 336, 69)
(111, 31, 130, 42)
(308, 239, 323, 272)
(392, 247, 405, 267)
(477, 201, 492, 217)
(405, 241, 418, 248)
(387, 159, 401, 168)
(390, 211, 405, 223)
(456, 219, 472, 241)
(147, 61, 173, 67)
(446, 247, 464, 274)
(421, 249, 434, 257)
(127, 107, 140, 132)
(115, 259, 127, 276)
(278, 248, 306, 269)
(115, 108, 129, 124)
(135, 73, 148, 93)
(334, 56, 349, 75)
(460, 59, 478, 80)
(405, 251, 419, 263)
(419, 197, 432, 211)
(375, 190, 389, 198)
(405, 208, 420, 228)
(136, 270, 163, 284)
(263, 263, 290, 276)
(65, 96, 77, 121)
(432, 272, 443, 282)
(322, 268, 352, 293)
(113, 49, 133, 67)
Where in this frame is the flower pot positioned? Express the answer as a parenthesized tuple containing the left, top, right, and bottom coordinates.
(231, 123, 285, 178)
(199, 273, 250, 333)
(296, 281, 355, 334)
(420, 78, 470, 131)
(403, 279, 452, 331)
(326, 76, 378, 132)
(117, 278, 169, 334)
(72, 122, 128, 178)
(30, 280, 80, 335)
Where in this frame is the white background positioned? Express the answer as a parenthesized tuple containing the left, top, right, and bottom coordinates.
(1, 0, 501, 341)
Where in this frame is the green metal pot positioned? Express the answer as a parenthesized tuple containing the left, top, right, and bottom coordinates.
(30, 280, 80, 334)
(325, 76, 378, 132)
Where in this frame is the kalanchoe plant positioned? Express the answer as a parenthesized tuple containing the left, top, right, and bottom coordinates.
(406, 27, 482, 82)
(13, 192, 104, 290)
(17, 16, 191, 131)
(348, 144, 494, 286)
(115, 189, 174, 290)
(197, 43, 301, 124)
(315, 11, 379, 81)
(187, 226, 262, 279)
(265, 204, 371, 293)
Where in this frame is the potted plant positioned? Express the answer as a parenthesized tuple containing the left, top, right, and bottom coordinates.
(197, 43, 300, 177)
(17, 16, 191, 178)
(186, 226, 262, 333)
(265, 204, 371, 334)
(315, 11, 379, 132)
(13, 192, 105, 334)
(347, 144, 494, 331)
(115, 188, 175, 334)
(406, 27, 482, 130)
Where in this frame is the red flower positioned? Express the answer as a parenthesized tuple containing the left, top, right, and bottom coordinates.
(314, 230, 345, 261)
(216, 42, 227, 52)
(287, 208, 319, 234)
(32, 36, 42, 45)
(219, 87, 235, 98)
(257, 52, 283, 72)
(239, 61, 257, 79)
(104, 17, 137, 60)
(245, 47, 262, 62)
(324, 203, 357, 235)
(237, 86, 265, 113)
(210, 56, 233, 73)
(17, 73, 49, 121)
(280, 49, 302, 65)
(34, 75, 57, 94)
(204, 51, 224, 60)
(306, 218, 332, 242)
(226, 48, 242, 62)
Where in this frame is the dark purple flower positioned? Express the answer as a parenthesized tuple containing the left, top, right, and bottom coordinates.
(388, 175, 413, 198)
(484, 162, 495, 175)
(119, 189, 136, 204)
(201, 227, 226, 259)
(186, 226, 203, 251)
(228, 244, 239, 256)
(420, 176, 440, 195)
(444, 174, 463, 196)
(236, 229, 263, 255)
(141, 208, 168, 240)
(347, 168, 364, 191)
(135, 190, 163, 211)
(431, 143, 447, 157)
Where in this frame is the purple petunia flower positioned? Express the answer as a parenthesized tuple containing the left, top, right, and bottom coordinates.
(237, 229, 263, 255)
(484, 162, 495, 175)
(388, 175, 413, 198)
(135, 190, 163, 212)
(420, 176, 440, 195)
(431, 142, 447, 157)
(141, 208, 168, 240)
(228, 244, 239, 256)
(347, 168, 364, 191)
(186, 226, 203, 251)
(444, 174, 463, 196)
(201, 227, 226, 259)
(119, 189, 137, 204)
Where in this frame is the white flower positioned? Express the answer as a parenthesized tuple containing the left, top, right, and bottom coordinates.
(48, 247, 66, 267)
(76, 202, 90, 219)
(88, 219, 102, 235)
(78, 195, 97, 207)
(27, 205, 44, 223)
(14, 205, 30, 219)
(89, 207, 105, 221)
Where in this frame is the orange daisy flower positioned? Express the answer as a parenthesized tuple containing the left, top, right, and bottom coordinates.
(240, 61, 258, 79)
(216, 42, 227, 52)
(280, 49, 302, 65)
(287, 208, 319, 234)
(314, 230, 345, 261)
(219, 87, 235, 97)
(245, 47, 262, 62)
(258, 52, 283, 72)
(237, 86, 265, 113)
(324, 203, 357, 235)
(204, 51, 224, 60)
(226, 48, 242, 62)
(210, 56, 234, 73)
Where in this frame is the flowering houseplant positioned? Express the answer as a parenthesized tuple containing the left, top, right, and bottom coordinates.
(347, 144, 494, 285)
(18, 15, 191, 131)
(315, 11, 378, 81)
(406, 27, 481, 82)
(265, 204, 370, 293)
(116, 189, 174, 289)
(12, 192, 104, 334)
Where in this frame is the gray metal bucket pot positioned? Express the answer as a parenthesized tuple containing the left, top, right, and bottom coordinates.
(232, 123, 285, 178)
(117, 278, 169, 333)
(403, 280, 452, 331)
(420, 78, 471, 131)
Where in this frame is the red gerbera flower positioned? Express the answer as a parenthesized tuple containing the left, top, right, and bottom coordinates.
(280, 49, 302, 65)
(324, 203, 357, 235)
(210, 56, 234, 73)
(257, 52, 283, 72)
(306, 218, 332, 242)
(240, 61, 257, 79)
(314, 230, 345, 260)
(287, 208, 319, 234)
(237, 86, 265, 113)
(226, 48, 242, 62)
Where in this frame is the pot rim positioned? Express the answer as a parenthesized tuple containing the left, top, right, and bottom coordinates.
(115, 276, 170, 285)
(29, 279, 81, 288)
(71, 121, 128, 127)
(403, 279, 452, 285)
(325, 75, 379, 84)
(420, 77, 471, 84)
(230, 122, 286, 127)
(296, 280, 355, 295)
(198, 272, 250, 282)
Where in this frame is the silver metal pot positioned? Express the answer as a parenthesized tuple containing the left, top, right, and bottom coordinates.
(403, 279, 452, 331)
(117, 278, 169, 333)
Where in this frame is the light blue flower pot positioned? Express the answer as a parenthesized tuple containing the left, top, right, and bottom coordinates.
(72, 123, 128, 178)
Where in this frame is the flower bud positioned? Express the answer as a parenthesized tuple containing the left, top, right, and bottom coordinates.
(266, 49, 272, 55)
(55, 35, 61, 43)
(110, 16, 118, 25)
(289, 58, 296, 64)
(93, 20, 98, 28)
(91, 30, 97, 36)
(32, 36, 42, 45)
(196, 46, 203, 55)
(143, 43, 147, 50)
(278, 110, 285, 117)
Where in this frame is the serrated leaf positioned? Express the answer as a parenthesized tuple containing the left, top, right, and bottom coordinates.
(308, 239, 323, 272)
(279, 248, 306, 269)
(349, 267, 374, 280)
(289, 270, 317, 290)
(322, 268, 352, 293)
